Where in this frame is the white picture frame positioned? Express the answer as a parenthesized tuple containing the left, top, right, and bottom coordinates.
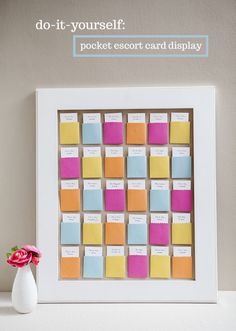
(36, 87, 217, 303)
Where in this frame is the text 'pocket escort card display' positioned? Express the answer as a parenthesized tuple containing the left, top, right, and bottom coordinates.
(58, 111, 194, 280)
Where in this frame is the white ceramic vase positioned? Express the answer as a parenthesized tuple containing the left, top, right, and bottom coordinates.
(12, 264, 37, 313)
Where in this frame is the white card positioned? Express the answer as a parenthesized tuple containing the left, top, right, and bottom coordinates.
(129, 246, 147, 256)
(106, 180, 124, 190)
(128, 113, 145, 123)
(83, 113, 101, 123)
(61, 246, 79, 258)
(60, 113, 78, 123)
(83, 214, 101, 223)
(173, 246, 192, 257)
(128, 180, 145, 190)
(151, 213, 169, 224)
(151, 246, 169, 256)
(150, 147, 168, 156)
(105, 113, 122, 122)
(105, 147, 123, 157)
(83, 147, 101, 157)
(61, 180, 79, 190)
(171, 112, 189, 122)
(62, 213, 80, 223)
(85, 247, 102, 256)
(172, 147, 190, 157)
(107, 214, 124, 223)
(150, 113, 168, 123)
(107, 246, 124, 256)
(61, 147, 79, 158)
(151, 180, 169, 190)
(83, 180, 101, 190)
(128, 147, 146, 157)
(129, 214, 147, 224)
(173, 180, 191, 190)
(172, 213, 191, 223)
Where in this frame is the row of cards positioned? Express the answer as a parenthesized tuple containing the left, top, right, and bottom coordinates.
(59, 112, 191, 145)
(60, 179, 192, 212)
(60, 146, 191, 179)
(60, 246, 193, 279)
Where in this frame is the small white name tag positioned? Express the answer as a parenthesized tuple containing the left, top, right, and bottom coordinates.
(107, 214, 124, 223)
(62, 213, 80, 223)
(172, 213, 191, 223)
(151, 180, 169, 190)
(85, 247, 102, 256)
(151, 213, 169, 224)
(83, 113, 101, 123)
(151, 246, 169, 256)
(60, 113, 78, 123)
(83, 147, 101, 157)
(129, 246, 147, 256)
(173, 246, 192, 257)
(107, 246, 124, 256)
(172, 147, 190, 157)
(61, 147, 79, 158)
(61, 246, 79, 258)
(128, 180, 145, 190)
(129, 214, 147, 224)
(84, 214, 101, 223)
(106, 180, 124, 190)
(128, 147, 146, 157)
(128, 113, 145, 123)
(171, 112, 189, 122)
(105, 113, 122, 122)
(150, 113, 168, 123)
(173, 180, 191, 190)
(61, 180, 79, 190)
(83, 180, 101, 190)
(105, 147, 123, 157)
(150, 147, 168, 156)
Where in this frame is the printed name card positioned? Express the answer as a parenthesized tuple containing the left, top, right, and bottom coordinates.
(173, 246, 191, 257)
(129, 246, 147, 256)
(61, 246, 79, 258)
(150, 147, 168, 156)
(128, 215, 147, 244)
(60, 113, 78, 123)
(104, 113, 123, 145)
(172, 246, 193, 279)
(172, 212, 192, 245)
(151, 213, 168, 223)
(62, 213, 80, 222)
(105, 147, 123, 157)
(83, 113, 101, 123)
(83, 147, 101, 157)
(171, 113, 189, 122)
(60, 148, 80, 179)
(128, 180, 145, 190)
(60, 113, 80, 145)
(107, 214, 124, 223)
(61, 147, 79, 158)
(172, 180, 192, 212)
(173, 180, 191, 190)
(84, 180, 101, 190)
(172, 147, 191, 179)
(151, 246, 169, 256)
(83, 214, 103, 244)
(83, 247, 103, 279)
(60, 246, 80, 279)
(104, 147, 124, 178)
(151, 180, 169, 190)
(150, 246, 170, 278)
(150, 148, 170, 179)
(170, 113, 190, 144)
(128, 246, 148, 278)
(107, 246, 124, 256)
(172, 213, 191, 223)
(150, 113, 168, 123)
(128, 113, 145, 123)
(106, 180, 124, 190)
(148, 113, 169, 145)
(127, 114, 146, 144)
(128, 147, 146, 156)
(84, 214, 101, 223)
(172, 147, 190, 157)
(127, 180, 147, 212)
(129, 214, 147, 224)
(61, 180, 79, 189)
(104, 113, 122, 122)
(85, 247, 103, 256)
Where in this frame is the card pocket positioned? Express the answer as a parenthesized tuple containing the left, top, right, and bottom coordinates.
(104, 157, 124, 178)
(103, 122, 123, 145)
(172, 156, 191, 179)
(172, 256, 193, 279)
(83, 256, 103, 279)
(82, 123, 102, 144)
(82, 157, 102, 178)
(127, 224, 147, 244)
(83, 189, 103, 211)
(127, 156, 147, 178)
(170, 122, 190, 144)
(83, 223, 103, 245)
(171, 223, 192, 244)
(148, 123, 169, 145)
(127, 255, 148, 278)
(60, 122, 80, 145)
(150, 190, 170, 211)
(150, 255, 171, 278)
(60, 257, 80, 279)
(149, 223, 170, 245)
(60, 222, 80, 245)
(60, 157, 80, 179)
(127, 189, 147, 211)
(105, 223, 125, 245)
(149, 156, 170, 178)
(171, 190, 192, 212)
(126, 123, 146, 144)
(105, 189, 125, 211)
(60, 189, 80, 212)
(105, 256, 126, 278)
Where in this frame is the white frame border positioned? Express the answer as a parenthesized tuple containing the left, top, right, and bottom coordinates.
(36, 87, 217, 303)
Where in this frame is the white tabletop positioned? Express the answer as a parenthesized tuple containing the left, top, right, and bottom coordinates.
(1, 291, 236, 331)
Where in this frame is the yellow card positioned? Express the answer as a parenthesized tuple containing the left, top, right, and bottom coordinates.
(82, 157, 102, 178)
(172, 223, 192, 244)
(105, 256, 126, 278)
(149, 156, 170, 178)
(60, 122, 80, 145)
(83, 223, 103, 244)
(150, 255, 170, 278)
(170, 122, 190, 144)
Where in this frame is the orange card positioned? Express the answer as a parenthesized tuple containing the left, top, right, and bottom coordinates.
(104, 157, 124, 178)
(105, 223, 125, 245)
(126, 123, 146, 144)
(60, 189, 80, 212)
(127, 189, 147, 211)
(172, 256, 193, 279)
(60, 257, 80, 279)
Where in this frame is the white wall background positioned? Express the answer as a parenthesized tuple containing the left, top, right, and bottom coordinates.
(0, 0, 235, 291)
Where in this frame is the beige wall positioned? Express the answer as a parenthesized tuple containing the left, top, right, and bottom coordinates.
(0, 0, 235, 291)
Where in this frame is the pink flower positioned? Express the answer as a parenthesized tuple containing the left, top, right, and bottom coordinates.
(7, 249, 32, 268)
(22, 245, 42, 258)
(31, 255, 40, 266)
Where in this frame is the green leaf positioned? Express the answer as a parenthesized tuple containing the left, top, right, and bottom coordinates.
(6, 252, 11, 258)
(11, 246, 19, 252)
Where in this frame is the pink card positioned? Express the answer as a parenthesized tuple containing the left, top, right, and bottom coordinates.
(148, 123, 169, 145)
(171, 190, 192, 212)
(128, 255, 148, 278)
(105, 189, 125, 211)
(149, 223, 170, 245)
(103, 122, 123, 144)
(60, 157, 80, 179)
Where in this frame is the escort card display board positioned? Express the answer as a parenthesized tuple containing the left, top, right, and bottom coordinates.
(36, 87, 217, 303)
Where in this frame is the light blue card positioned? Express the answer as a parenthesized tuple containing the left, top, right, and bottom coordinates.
(60, 222, 80, 244)
(83, 256, 103, 278)
(150, 190, 170, 212)
(127, 224, 147, 244)
(82, 123, 102, 144)
(83, 189, 103, 211)
(172, 156, 191, 178)
(127, 156, 147, 178)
